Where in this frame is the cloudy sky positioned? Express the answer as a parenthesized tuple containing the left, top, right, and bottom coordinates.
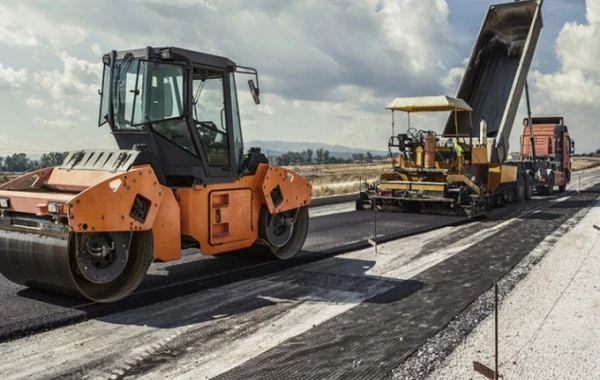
(0, 0, 597, 156)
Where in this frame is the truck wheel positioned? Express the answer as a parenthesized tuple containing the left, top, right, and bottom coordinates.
(547, 173, 555, 195)
(515, 175, 525, 202)
(525, 174, 533, 200)
(355, 198, 365, 211)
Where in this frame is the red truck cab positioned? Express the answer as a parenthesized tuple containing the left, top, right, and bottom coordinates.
(520, 117, 575, 193)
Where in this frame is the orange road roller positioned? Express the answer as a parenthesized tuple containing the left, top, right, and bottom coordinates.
(0, 46, 312, 303)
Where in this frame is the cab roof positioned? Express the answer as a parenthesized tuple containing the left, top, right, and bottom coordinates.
(112, 46, 237, 69)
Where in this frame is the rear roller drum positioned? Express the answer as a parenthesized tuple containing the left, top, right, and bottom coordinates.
(257, 205, 309, 260)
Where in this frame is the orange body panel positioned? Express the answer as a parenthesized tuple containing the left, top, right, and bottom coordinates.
(209, 189, 253, 246)
(0, 190, 75, 215)
(151, 186, 182, 262)
(521, 125, 556, 156)
(68, 165, 163, 233)
(261, 165, 312, 214)
(0, 167, 54, 191)
(0, 162, 311, 259)
(45, 168, 121, 193)
(177, 162, 311, 255)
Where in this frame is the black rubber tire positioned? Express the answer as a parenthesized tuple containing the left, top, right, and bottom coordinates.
(71, 230, 154, 303)
(258, 205, 309, 260)
(355, 198, 365, 211)
(525, 174, 533, 200)
(547, 173, 555, 195)
(515, 175, 525, 202)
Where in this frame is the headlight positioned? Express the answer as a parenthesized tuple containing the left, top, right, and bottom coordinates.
(0, 198, 9, 209)
(47, 202, 68, 215)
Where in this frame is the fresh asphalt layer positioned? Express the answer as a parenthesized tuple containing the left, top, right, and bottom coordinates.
(0, 202, 463, 342)
(0, 169, 599, 380)
(213, 183, 600, 380)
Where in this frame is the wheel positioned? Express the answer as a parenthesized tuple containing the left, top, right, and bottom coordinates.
(515, 175, 525, 202)
(504, 188, 514, 204)
(71, 231, 154, 303)
(355, 198, 365, 211)
(547, 173, 554, 195)
(524, 174, 533, 200)
(258, 205, 309, 260)
(559, 184, 566, 192)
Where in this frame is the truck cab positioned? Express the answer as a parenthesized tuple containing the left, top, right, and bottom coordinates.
(520, 116, 575, 192)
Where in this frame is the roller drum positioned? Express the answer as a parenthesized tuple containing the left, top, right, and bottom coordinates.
(0, 228, 154, 303)
(0, 229, 79, 298)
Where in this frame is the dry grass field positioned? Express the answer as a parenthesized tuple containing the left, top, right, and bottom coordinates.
(0, 176, 14, 185)
(285, 162, 393, 197)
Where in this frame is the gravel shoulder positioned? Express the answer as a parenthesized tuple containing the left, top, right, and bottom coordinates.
(423, 198, 600, 380)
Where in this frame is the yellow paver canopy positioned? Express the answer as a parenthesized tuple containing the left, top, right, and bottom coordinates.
(385, 95, 473, 112)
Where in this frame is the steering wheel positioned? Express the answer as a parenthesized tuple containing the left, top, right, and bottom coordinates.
(407, 127, 419, 140)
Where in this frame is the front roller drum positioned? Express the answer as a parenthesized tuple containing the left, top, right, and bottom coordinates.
(0, 229, 153, 303)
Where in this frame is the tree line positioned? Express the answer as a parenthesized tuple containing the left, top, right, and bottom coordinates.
(0, 149, 389, 172)
(0, 152, 69, 172)
(271, 148, 386, 166)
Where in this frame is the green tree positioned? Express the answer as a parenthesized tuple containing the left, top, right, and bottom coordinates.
(366, 151, 373, 162)
(4, 153, 30, 172)
(306, 149, 313, 164)
(40, 151, 69, 167)
(315, 148, 324, 164)
(322, 149, 330, 163)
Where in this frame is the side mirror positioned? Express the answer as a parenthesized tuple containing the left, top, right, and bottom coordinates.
(248, 79, 260, 105)
(571, 140, 575, 154)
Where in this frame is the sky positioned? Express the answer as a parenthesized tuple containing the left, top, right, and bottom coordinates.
(0, 0, 597, 157)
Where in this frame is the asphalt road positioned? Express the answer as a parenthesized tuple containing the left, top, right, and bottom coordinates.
(1, 169, 599, 380)
(0, 199, 464, 342)
(1, 167, 600, 380)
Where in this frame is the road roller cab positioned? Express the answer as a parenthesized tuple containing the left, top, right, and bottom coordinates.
(0, 46, 312, 303)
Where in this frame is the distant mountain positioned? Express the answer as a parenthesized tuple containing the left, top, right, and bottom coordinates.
(244, 140, 389, 159)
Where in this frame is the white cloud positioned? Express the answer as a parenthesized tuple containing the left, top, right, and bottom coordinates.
(0, 63, 27, 89)
(33, 117, 77, 130)
(33, 51, 102, 101)
(257, 104, 275, 116)
(91, 42, 102, 57)
(25, 96, 46, 109)
(530, 0, 600, 152)
(53, 101, 81, 118)
(0, 0, 597, 155)
(0, 3, 87, 49)
(0, 133, 38, 155)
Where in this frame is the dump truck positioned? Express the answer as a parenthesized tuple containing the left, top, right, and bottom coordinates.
(0, 46, 312, 303)
(517, 115, 574, 194)
(355, 0, 574, 216)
